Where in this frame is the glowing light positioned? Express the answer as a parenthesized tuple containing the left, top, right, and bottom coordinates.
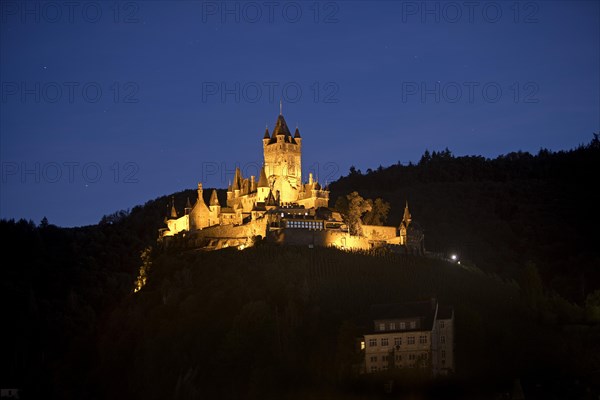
(451, 254, 457, 260)
(360, 341, 365, 350)
(238, 244, 246, 251)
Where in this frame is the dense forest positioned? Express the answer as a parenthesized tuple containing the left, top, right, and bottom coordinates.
(1, 136, 599, 398)
(330, 135, 600, 303)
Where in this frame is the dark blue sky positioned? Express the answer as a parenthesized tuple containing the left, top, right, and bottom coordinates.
(1, 1, 598, 227)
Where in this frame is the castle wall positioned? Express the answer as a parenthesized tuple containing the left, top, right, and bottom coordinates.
(267, 229, 372, 250)
(362, 225, 398, 241)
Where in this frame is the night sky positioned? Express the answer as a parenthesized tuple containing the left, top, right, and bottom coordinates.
(1, 1, 598, 227)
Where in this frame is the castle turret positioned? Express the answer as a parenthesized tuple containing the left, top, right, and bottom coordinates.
(257, 165, 270, 202)
(227, 182, 233, 202)
(233, 167, 241, 198)
(197, 183, 203, 202)
(169, 196, 177, 219)
(294, 126, 302, 147)
(402, 200, 412, 227)
(185, 197, 192, 215)
(263, 126, 270, 148)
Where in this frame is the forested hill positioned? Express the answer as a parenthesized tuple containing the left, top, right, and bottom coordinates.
(329, 135, 600, 303)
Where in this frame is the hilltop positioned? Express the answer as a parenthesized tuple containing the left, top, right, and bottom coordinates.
(1, 136, 599, 398)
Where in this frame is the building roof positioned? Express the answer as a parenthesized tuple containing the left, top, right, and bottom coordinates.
(273, 114, 291, 136)
(268, 114, 297, 145)
(209, 189, 220, 206)
(257, 166, 269, 188)
(369, 300, 438, 332)
(294, 127, 301, 138)
(263, 127, 270, 139)
(232, 167, 241, 191)
(437, 305, 454, 320)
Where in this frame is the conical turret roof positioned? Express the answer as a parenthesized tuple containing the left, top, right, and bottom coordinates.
(273, 114, 291, 137)
(257, 166, 269, 188)
(209, 189, 220, 206)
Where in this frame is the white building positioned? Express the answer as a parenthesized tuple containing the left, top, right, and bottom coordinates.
(361, 299, 454, 376)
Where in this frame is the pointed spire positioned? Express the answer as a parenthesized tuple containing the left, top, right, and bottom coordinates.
(294, 126, 301, 138)
(273, 114, 291, 137)
(209, 189, 220, 206)
(402, 200, 412, 226)
(257, 165, 269, 187)
(263, 126, 270, 139)
(170, 196, 177, 219)
(232, 167, 241, 191)
(186, 197, 192, 209)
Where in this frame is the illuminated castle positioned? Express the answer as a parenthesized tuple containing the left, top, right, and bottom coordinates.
(159, 110, 423, 253)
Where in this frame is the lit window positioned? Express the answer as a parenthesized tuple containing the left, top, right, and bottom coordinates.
(394, 337, 401, 346)
(408, 336, 415, 345)
(379, 323, 385, 331)
(369, 339, 377, 347)
(419, 336, 427, 344)
(399, 322, 406, 330)
(360, 341, 365, 350)
(381, 338, 389, 346)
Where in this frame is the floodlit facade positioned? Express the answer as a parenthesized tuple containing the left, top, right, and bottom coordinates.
(158, 111, 424, 252)
(361, 299, 454, 376)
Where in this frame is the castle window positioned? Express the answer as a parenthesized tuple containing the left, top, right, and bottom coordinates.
(440, 321, 445, 329)
(419, 335, 427, 344)
(394, 337, 401, 346)
(370, 356, 377, 362)
(381, 338, 389, 346)
(441, 350, 446, 358)
(379, 323, 385, 331)
(409, 354, 416, 361)
(371, 366, 377, 372)
(389, 323, 396, 330)
(369, 338, 377, 347)
(440, 336, 446, 344)
(395, 354, 402, 361)
(408, 336, 415, 345)
(410, 321, 416, 329)
(399, 322, 406, 330)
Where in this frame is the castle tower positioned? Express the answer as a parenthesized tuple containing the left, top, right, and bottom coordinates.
(232, 167, 241, 198)
(400, 200, 412, 245)
(169, 196, 177, 219)
(402, 200, 412, 227)
(263, 112, 302, 204)
(257, 165, 270, 202)
(209, 189, 221, 226)
(184, 197, 192, 215)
